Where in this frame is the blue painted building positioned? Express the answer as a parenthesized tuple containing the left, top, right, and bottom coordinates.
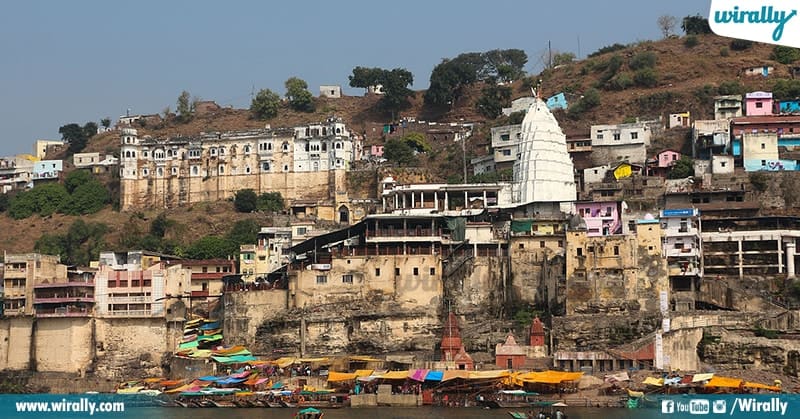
(546, 93, 568, 110)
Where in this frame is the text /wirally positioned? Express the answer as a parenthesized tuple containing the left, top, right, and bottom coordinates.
(713, 5, 797, 41)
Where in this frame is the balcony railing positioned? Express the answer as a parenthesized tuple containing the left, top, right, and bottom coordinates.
(99, 309, 161, 317)
(106, 295, 150, 304)
(36, 307, 92, 317)
(34, 296, 94, 304)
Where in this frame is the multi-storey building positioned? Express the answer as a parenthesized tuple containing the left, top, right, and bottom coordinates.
(119, 118, 358, 216)
(33, 266, 95, 318)
(590, 122, 654, 164)
(2, 253, 63, 316)
(660, 209, 702, 311)
(94, 251, 173, 317)
(239, 227, 292, 281)
(0, 156, 34, 194)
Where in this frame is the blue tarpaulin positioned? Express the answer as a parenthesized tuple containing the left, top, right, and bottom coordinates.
(425, 371, 443, 381)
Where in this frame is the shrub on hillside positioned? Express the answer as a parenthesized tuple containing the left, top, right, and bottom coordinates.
(717, 81, 744, 96)
(772, 79, 800, 99)
(588, 43, 627, 57)
(720, 47, 730, 57)
(607, 73, 634, 91)
(634, 68, 659, 87)
(729, 39, 753, 51)
(234, 189, 258, 212)
(629, 52, 657, 70)
(772, 46, 800, 64)
(684, 35, 699, 48)
(636, 91, 678, 114)
(567, 88, 600, 119)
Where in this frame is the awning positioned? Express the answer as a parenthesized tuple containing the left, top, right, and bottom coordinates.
(441, 370, 471, 382)
(744, 381, 781, 392)
(517, 371, 583, 384)
(354, 369, 374, 378)
(425, 371, 443, 381)
(327, 371, 358, 382)
(468, 370, 510, 380)
(273, 357, 296, 368)
(350, 356, 382, 362)
(408, 369, 429, 382)
(212, 355, 257, 364)
(705, 376, 743, 388)
(380, 370, 410, 380)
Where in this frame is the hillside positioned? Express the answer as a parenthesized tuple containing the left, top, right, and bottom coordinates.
(0, 33, 793, 256)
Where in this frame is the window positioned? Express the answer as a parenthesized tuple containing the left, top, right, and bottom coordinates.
(577, 248, 583, 256)
(672, 154, 677, 161)
(219, 165, 225, 174)
(283, 164, 289, 172)
(210, 148, 217, 156)
(375, 268, 381, 276)
(262, 162, 270, 171)
(192, 166, 199, 176)
(157, 167, 163, 176)
(761, 143, 766, 149)
(756, 102, 763, 108)
(218, 147, 225, 156)
(430, 267, 435, 275)
(243, 145, 251, 154)
(613, 246, 619, 255)
(296, 227, 307, 235)
(171, 167, 178, 175)
(558, 240, 564, 248)
(316, 275, 327, 284)
(630, 132, 638, 140)
(142, 168, 149, 176)
(613, 133, 621, 141)
(721, 161, 726, 167)
(519, 243, 525, 249)
(539, 241, 545, 248)
(502, 149, 512, 156)
(413, 267, 419, 276)
(500, 134, 510, 141)
(597, 134, 604, 140)
(342, 274, 353, 284)
(762, 160, 767, 166)
(245, 166, 251, 174)
(395, 267, 401, 276)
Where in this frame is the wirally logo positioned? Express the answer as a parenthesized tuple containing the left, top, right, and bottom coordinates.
(709, 1, 799, 47)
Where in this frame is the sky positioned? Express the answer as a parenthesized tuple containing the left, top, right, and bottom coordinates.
(0, 0, 710, 157)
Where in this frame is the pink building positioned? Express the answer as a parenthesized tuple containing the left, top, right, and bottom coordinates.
(575, 201, 622, 236)
(657, 149, 681, 168)
(745, 91, 773, 116)
(368, 145, 384, 158)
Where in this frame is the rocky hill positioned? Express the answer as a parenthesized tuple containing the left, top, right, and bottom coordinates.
(0, 33, 793, 255)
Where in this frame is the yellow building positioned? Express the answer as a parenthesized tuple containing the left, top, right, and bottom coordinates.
(565, 219, 666, 314)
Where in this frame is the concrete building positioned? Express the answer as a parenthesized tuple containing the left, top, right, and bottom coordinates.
(73, 152, 119, 174)
(32, 160, 62, 181)
(239, 227, 292, 281)
(692, 119, 731, 159)
(319, 85, 342, 98)
(2, 254, 63, 316)
(778, 99, 800, 114)
(702, 216, 800, 280)
(660, 209, 702, 311)
(565, 219, 665, 315)
(172, 259, 233, 303)
(669, 112, 690, 129)
(470, 155, 495, 175)
(714, 95, 743, 121)
(33, 140, 64, 160)
(742, 132, 785, 171)
(711, 155, 734, 174)
(94, 251, 173, 317)
(743, 65, 773, 77)
(574, 201, 622, 236)
(33, 266, 95, 318)
(0, 156, 34, 194)
(546, 93, 568, 111)
(491, 124, 523, 171)
(590, 122, 652, 164)
(513, 97, 576, 207)
(730, 115, 800, 162)
(745, 91, 773, 116)
(119, 117, 359, 215)
(647, 149, 681, 177)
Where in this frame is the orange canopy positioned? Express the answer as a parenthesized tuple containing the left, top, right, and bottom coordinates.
(705, 376, 743, 388)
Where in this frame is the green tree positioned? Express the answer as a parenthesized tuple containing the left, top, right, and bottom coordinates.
(508, 110, 526, 125)
(285, 77, 315, 112)
(567, 88, 601, 119)
(482, 49, 528, 80)
(771, 46, 800, 64)
(658, 15, 677, 38)
(100, 117, 112, 129)
(34, 234, 65, 258)
(62, 180, 109, 215)
(730, 39, 753, 51)
(60, 123, 88, 154)
(552, 52, 576, 67)
(401, 132, 431, 153)
(348, 66, 385, 91)
(150, 212, 173, 238)
(668, 157, 695, 179)
(348, 67, 414, 115)
(257, 192, 284, 212)
(0, 193, 8, 212)
(64, 170, 93, 194)
(475, 83, 512, 119)
(384, 138, 416, 166)
(176, 90, 195, 122)
(250, 88, 280, 119)
(682, 15, 711, 35)
(226, 219, 260, 247)
(35, 220, 108, 265)
(185, 236, 236, 260)
(234, 189, 258, 212)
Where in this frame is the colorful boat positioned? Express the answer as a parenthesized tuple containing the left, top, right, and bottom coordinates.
(294, 407, 324, 418)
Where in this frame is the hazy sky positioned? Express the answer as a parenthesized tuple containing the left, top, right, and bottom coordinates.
(0, 0, 709, 156)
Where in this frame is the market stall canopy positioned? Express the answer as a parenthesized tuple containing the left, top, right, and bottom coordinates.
(517, 370, 584, 384)
(441, 370, 471, 382)
(408, 369, 429, 382)
(327, 371, 358, 382)
(380, 370, 410, 380)
(354, 369, 374, 378)
(468, 370, 510, 380)
(642, 377, 664, 387)
(425, 371, 444, 381)
(705, 376, 743, 388)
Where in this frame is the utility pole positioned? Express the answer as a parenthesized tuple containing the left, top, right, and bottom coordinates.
(462, 134, 467, 183)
